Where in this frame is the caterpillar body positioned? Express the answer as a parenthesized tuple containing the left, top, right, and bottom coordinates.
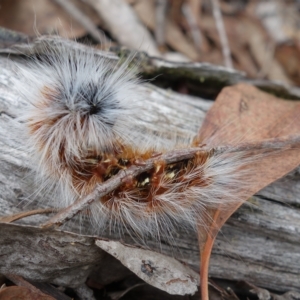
(15, 38, 251, 239)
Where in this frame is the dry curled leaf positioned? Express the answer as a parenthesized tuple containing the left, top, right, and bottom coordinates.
(196, 83, 300, 299)
(95, 240, 199, 296)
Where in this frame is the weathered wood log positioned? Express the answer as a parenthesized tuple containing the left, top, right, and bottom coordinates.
(0, 39, 299, 295)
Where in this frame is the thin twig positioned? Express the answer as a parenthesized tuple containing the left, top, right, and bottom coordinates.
(211, 0, 233, 68)
(182, 1, 203, 51)
(0, 208, 59, 224)
(214, 135, 300, 155)
(41, 135, 300, 229)
(41, 147, 210, 228)
(155, 0, 168, 47)
(53, 0, 107, 43)
(83, 0, 160, 56)
(134, 0, 199, 60)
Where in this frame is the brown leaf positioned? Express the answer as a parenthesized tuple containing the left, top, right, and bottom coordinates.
(275, 43, 300, 86)
(0, 0, 101, 39)
(196, 83, 300, 300)
(0, 286, 54, 300)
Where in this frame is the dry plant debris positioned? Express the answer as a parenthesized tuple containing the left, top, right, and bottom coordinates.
(0, 0, 299, 299)
(0, 0, 299, 85)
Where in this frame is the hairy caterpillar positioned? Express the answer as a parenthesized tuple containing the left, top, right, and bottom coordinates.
(14, 38, 272, 240)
